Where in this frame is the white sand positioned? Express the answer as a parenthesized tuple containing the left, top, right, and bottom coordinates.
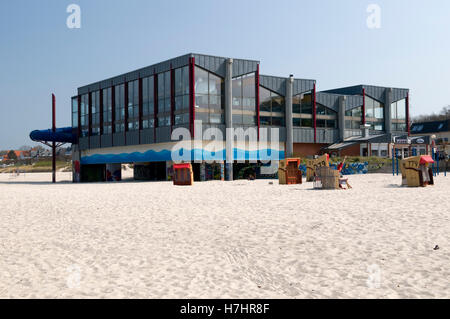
(0, 171, 449, 299)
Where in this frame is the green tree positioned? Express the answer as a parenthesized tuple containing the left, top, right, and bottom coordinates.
(7, 150, 17, 161)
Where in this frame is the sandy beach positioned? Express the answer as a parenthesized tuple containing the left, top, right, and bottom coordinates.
(0, 172, 449, 299)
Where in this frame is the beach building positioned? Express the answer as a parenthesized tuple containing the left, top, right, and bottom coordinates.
(410, 119, 450, 155)
(71, 53, 411, 182)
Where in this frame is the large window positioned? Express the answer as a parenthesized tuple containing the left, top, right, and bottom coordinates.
(71, 97, 78, 130)
(292, 92, 313, 127)
(142, 76, 155, 129)
(114, 84, 125, 133)
(232, 73, 255, 125)
(259, 86, 285, 126)
(157, 71, 171, 127)
(365, 96, 384, 131)
(345, 106, 362, 129)
(91, 91, 100, 136)
(195, 66, 224, 124)
(174, 66, 190, 125)
(102, 88, 112, 134)
(316, 104, 337, 129)
(391, 99, 407, 131)
(127, 80, 139, 131)
(80, 94, 89, 137)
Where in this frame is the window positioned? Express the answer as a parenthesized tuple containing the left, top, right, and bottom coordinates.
(315, 103, 337, 129)
(175, 66, 190, 114)
(391, 98, 407, 131)
(364, 96, 384, 130)
(195, 66, 224, 124)
(345, 106, 362, 129)
(127, 80, 139, 131)
(71, 97, 78, 129)
(102, 88, 112, 134)
(91, 91, 100, 136)
(232, 73, 256, 125)
(292, 92, 313, 115)
(259, 86, 284, 126)
(142, 76, 155, 129)
(114, 84, 125, 133)
(157, 71, 171, 127)
(302, 118, 313, 127)
(80, 94, 89, 137)
(293, 92, 313, 126)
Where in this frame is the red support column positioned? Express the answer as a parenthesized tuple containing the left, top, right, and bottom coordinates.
(313, 82, 317, 143)
(99, 89, 104, 137)
(153, 68, 158, 143)
(362, 88, 366, 125)
(170, 64, 175, 133)
(189, 57, 196, 138)
(124, 82, 129, 145)
(111, 86, 116, 135)
(77, 95, 81, 140)
(52, 94, 56, 184)
(88, 91, 92, 149)
(406, 91, 410, 136)
(256, 64, 260, 140)
(138, 78, 143, 143)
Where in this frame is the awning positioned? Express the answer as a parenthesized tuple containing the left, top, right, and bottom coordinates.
(324, 142, 356, 150)
(420, 156, 434, 164)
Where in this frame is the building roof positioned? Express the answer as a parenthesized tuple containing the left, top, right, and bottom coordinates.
(323, 84, 409, 103)
(77, 53, 261, 95)
(410, 120, 449, 134)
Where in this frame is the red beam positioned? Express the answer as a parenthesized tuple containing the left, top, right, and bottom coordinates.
(256, 64, 260, 140)
(189, 57, 196, 138)
(99, 89, 104, 137)
(313, 83, 317, 143)
(153, 68, 158, 143)
(170, 64, 175, 133)
(52, 94, 56, 183)
(362, 88, 366, 125)
(406, 92, 410, 136)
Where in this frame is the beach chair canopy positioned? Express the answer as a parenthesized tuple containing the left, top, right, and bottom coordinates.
(420, 156, 434, 164)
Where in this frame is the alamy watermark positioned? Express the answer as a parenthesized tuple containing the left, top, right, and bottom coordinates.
(366, 4, 381, 29)
(66, 264, 82, 289)
(366, 264, 382, 289)
(66, 4, 81, 29)
(170, 121, 280, 175)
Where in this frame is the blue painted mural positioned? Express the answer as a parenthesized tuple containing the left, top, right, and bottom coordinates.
(299, 162, 369, 176)
(81, 148, 285, 165)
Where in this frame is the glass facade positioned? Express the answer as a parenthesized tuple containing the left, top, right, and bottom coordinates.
(158, 71, 171, 127)
(259, 86, 285, 126)
(345, 106, 362, 129)
(316, 103, 337, 128)
(365, 96, 384, 131)
(80, 94, 89, 137)
(71, 97, 78, 130)
(232, 73, 256, 125)
(91, 91, 100, 136)
(102, 88, 112, 134)
(195, 66, 224, 124)
(292, 92, 313, 127)
(142, 76, 155, 129)
(127, 80, 139, 131)
(174, 66, 190, 125)
(391, 99, 407, 131)
(114, 84, 125, 133)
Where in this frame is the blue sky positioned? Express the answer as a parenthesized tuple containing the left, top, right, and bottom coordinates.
(1, 0, 449, 149)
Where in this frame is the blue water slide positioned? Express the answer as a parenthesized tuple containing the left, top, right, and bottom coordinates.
(29, 127, 76, 144)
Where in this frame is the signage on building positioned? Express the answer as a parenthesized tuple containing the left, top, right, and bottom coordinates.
(416, 138, 425, 144)
(394, 136, 411, 145)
